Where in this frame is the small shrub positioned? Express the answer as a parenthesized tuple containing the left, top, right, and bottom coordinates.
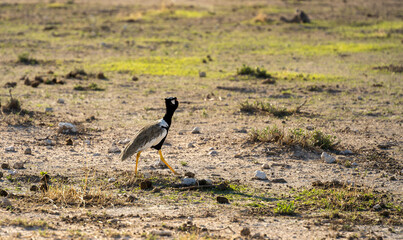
(312, 130, 337, 150)
(74, 83, 104, 91)
(240, 100, 294, 117)
(237, 64, 272, 79)
(274, 201, 296, 215)
(17, 53, 39, 65)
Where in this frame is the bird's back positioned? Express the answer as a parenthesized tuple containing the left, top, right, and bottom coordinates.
(120, 121, 168, 161)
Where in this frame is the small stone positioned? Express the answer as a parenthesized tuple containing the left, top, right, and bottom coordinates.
(357, 96, 363, 100)
(191, 127, 201, 134)
(216, 196, 229, 204)
(58, 122, 78, 134)
(185, 172, 195, 178)
(13, 162, 24, 169)
(0, 197, 12, 208)
(150, 230, 172, 237)
(154, 160, 168, 169)
(57, 98, 65, 104)
(93, 153, 101, 157)
(140, 180, 153, 190)
(132, 76, 139, 81)
(97, 72, 107, 79)
(24, 148, 32, 155)
(84, 140, 91, 145)
(119, 138, 131, 144)
(352, 162, 358, 167)
(45, 107, 53, 113)
(108, 177, 116, 183)
(240, 227, 251, 236)
(271, 178, 287, 183)
(254, 170, 268, 180)
(30, 185, 39, 192)
(321, 152, 336, 164)
(373, 204, 382, 211)
(8, 170, 17, 175)
(205, 179, 213, 185)
(127, 195, 137, 202)
(199, 71, 206, 78)
(108, 146, 121, 154)
(208, 150, 218, 156)
(66, 138, 73, 145)
(187, 143, 195, 148)
(341, 149, 353, 155)
(5, 146, 15, 152)
(390, 176, 397, 181)
(262, 163, 270, 169)
(252, 233, 261, 239)
(1, 163, 10, 170)
(306, 126, 314, 131)
(0, 189, 8, 197)
(45, 139, 53, 146)
(182, 177, 197, 186)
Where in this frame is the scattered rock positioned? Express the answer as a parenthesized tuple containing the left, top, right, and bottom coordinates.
(254, 170, 268, 180)
(182, 177, 196, 186)
(108, 146, 121, 154)
(84, 140, 91, 145)
(58, 122, 78, 134)
(252, 233, 261, 239)
(8, 170, 17, 175)
(3, 82, 17, 88)
(86, 116, 96, 122)
(66, 69, 87, 79)
(191, 127, 201, 134)
(1, 163, 10, 170)
(30, 185, 39, 192)
(0, 197, 12, 208)
(184, 172, 195, 178)
(262, 163, 270, 169)
(140, 180, 153, 190)
(199, 71, 206, 78)
(240, 227, 251, 236)
(390, 176, 397, 181)
(24, 148, 32, 155)
(352, 162, 358, 167)
(5, 146, 15, 152)
(216, 196, 229, 204)
(119, 138, 131, 145)
(45, 107, 53, 113)
(132, 76, 139, 81)
(357, 96, 363, 101)
(0, 189, 8, 197)
(66, 138, 73, 146)
(57, 98, 65, 104)
(306, 126, 314, 131)
(271, 178, 287, 183)
(149, 230, 172, 237)
(108, 177, 116, 183)
(96, 72, 107, 80)
(127, 195, 137, 202)
(45, 139, 53, 146)
(208, 150, 218, 156)
(262, 78, 276, 84)
(321, 152, 336, 164)
(373, 204, 382, 211)
(187, 142, 195, 148)
(13, 162, 24, 169)
(341, 149, 353, 155)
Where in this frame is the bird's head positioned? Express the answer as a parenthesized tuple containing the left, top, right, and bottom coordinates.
(165, 97, 179, 111)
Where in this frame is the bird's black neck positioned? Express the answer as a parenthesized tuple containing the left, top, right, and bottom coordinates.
(163, 111, 174, 128)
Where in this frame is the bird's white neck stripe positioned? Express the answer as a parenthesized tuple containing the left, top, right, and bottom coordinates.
(158, 119, 169, 128)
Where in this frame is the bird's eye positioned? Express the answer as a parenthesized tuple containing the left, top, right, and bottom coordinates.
(171, 99, 176, 105)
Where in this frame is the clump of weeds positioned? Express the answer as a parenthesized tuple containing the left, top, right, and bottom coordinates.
(17, 53, 39, 65)
(249, 125, 337, 150)
(237, 64, 272, 79)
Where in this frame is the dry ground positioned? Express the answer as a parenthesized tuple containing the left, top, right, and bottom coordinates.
(0, 0, 402, 239)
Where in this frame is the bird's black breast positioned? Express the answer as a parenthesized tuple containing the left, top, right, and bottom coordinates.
(151, 129, 169, 150)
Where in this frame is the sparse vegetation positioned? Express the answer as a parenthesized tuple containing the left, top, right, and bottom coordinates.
(274, 201, 296, 215)
(17, 53, 39, 65)
(240, 100, 294, 117)
(249, 125, 337, 150)
(237, 64, 272, 79)
(73, 83, 104, 91)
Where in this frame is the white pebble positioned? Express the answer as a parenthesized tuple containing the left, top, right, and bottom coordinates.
(182, 177, 196, 186)
(191, 127, 201, 134)
(321, 152, 336, 164)
(108, 177, 116, 183)
(57, 99, 65, 104)
(5, 146, 15, 152)
(58, 122, 77, 133)
(254, 170, 268, 180)
(208, 150, 218, 156)
(262, 163, 270, 169)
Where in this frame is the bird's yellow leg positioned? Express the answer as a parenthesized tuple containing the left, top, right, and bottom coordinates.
(158, 150, 177, 175)
(135, 151, 141, 176)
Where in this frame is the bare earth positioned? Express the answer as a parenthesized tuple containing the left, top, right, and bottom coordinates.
(0, 0, 402, 239)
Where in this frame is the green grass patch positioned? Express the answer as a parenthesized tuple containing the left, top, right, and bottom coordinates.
(74, 83, 104, 91)
(17, 53, 39, 65)
(274, 201, 296, 215)
(97, 57, 210, 77)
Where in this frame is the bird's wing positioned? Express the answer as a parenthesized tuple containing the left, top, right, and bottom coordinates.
(120, 122, 167, 161)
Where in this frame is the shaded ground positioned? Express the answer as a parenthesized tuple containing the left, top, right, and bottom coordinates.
(0, 0, 402, 239)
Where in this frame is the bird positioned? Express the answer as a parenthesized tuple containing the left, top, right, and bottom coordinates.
(120, 97, 179, 176)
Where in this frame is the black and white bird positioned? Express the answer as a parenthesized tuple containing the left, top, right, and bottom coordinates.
(120, 97, 179, 176)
